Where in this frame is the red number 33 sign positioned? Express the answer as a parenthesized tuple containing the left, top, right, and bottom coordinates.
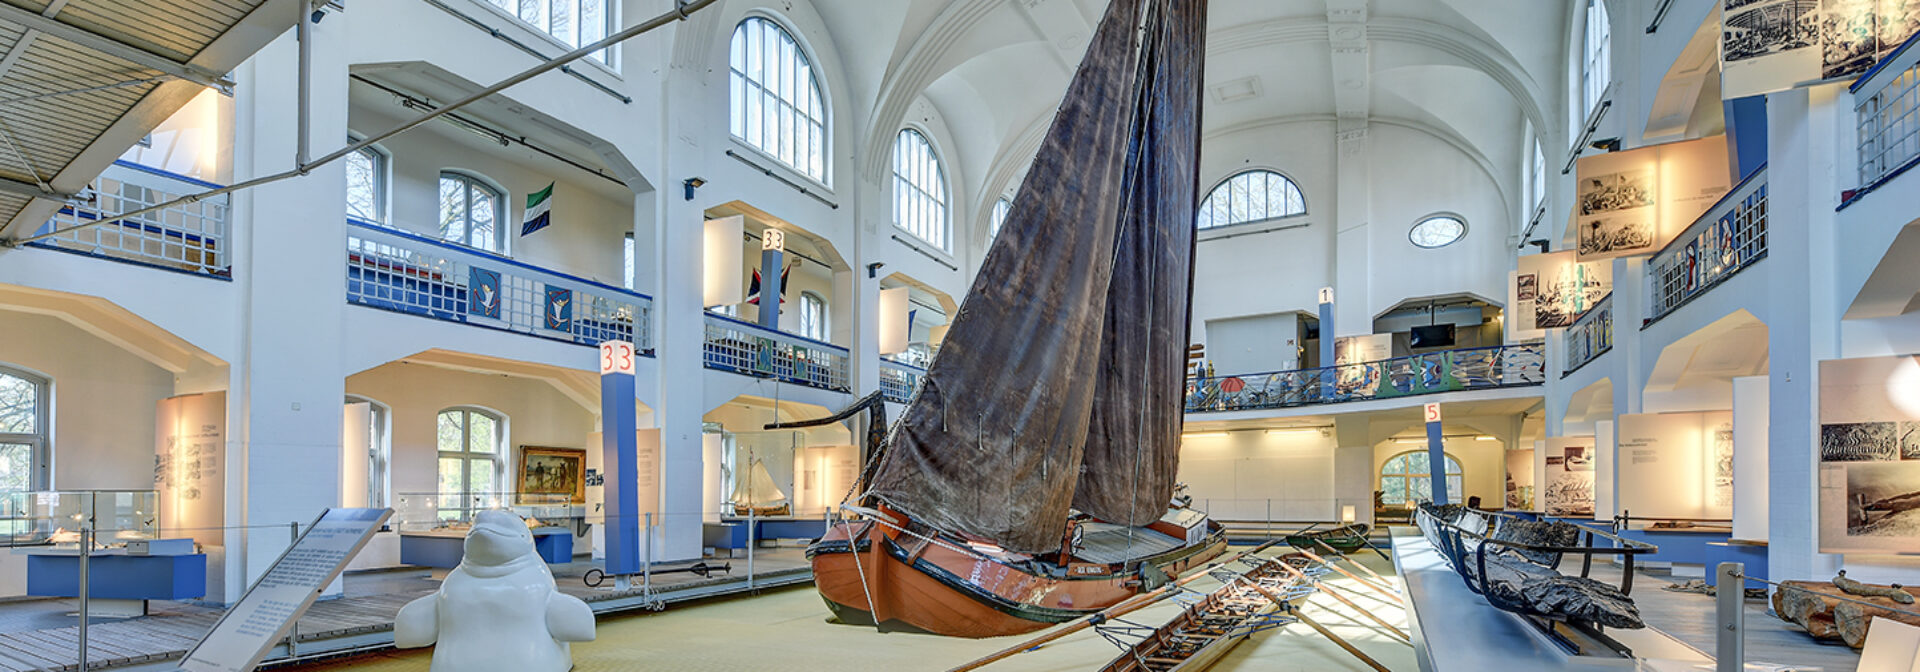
(599, 341, 635, 375)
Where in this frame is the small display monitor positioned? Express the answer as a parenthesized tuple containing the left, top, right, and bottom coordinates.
(1410, 324, 1456, 348)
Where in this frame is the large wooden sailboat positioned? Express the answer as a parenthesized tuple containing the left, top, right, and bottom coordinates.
(792, 0, 1223, 638)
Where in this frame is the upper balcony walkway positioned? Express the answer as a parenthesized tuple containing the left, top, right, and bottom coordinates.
(1185, 343, 1545, 416)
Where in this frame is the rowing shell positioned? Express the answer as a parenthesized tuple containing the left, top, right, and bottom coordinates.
(1095, 554, 1318, 672)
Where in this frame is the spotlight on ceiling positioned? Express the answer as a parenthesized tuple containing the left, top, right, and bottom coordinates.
(1588, 137, 1622, 153)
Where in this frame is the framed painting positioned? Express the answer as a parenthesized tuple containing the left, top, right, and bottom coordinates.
(517, 446, 586, 505)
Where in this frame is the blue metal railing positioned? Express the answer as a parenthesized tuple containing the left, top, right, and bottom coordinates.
(29, 160, 230, 277)
(346, 219, 653, 352)
(878, 358, 926, 403)
(702, 312, 850, 392)
(1563, 292, 1614, 377)
(1184, 343, 1546, 414)
(1644, 166, 1768, 326)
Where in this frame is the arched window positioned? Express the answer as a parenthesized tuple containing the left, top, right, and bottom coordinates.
(345, 141, 387, 224)
(1527, 140, 1546, 216)
(438, 172, 506, 253)
(799, 291, 827, 341)
(989, 197, 1012, 238)
(481, 0, 613, 63)
(1582, 0, 1612, 118)
(730, 17, 828, 182)
(0, 365, 49, 495)
(1380, 450, 1464, 507)
(1410, 215, 1468, 249)
(437, 407, 503, 521)
(1197, 169, 1305, 229)
(893, 129, 949, 251)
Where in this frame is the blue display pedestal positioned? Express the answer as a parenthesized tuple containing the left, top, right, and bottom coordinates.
(405, 529, 576, 568)
(25, 550, 207, 617)
(533, 529, 573, 564)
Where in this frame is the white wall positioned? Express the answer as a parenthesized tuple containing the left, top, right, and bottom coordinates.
(0, 311, 176, 491)
(1178, 430, 1337, 522)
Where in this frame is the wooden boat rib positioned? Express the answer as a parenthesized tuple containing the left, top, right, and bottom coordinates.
(1096, 554, 1317, 672)
(788, 0, 1222, 640)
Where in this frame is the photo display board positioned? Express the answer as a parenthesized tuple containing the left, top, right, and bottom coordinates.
(1616, 411, 1736, 521)
(1722, 0, 1920, 100)
(1818, 355, 1920, 553)
(1515, 252, 1612, 331)
(1544, 437, 1597, 517)
(1572, 135, 1731, 262)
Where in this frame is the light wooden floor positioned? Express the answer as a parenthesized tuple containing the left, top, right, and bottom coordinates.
(0, 551, 810, 672)
(280, 549, 1418, 672)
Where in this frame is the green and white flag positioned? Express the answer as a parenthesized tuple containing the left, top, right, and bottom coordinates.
(520, 182, 554, 236)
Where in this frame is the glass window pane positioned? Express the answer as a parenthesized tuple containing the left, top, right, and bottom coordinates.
(439, 457, 463, 498)
(345, 149, 378, 222)
(727, 18, 827, 182)
(468, 413, 496, 454)
(437, 412, 462, 452)
(470, 460, 496, 507)
(470, 187, 497, 251)
(0, 443, 30, 494)
(438, 177, 466, 242)
(0, 373, 35, 433)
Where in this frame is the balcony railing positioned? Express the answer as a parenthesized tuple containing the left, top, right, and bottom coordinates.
(703, 312, 850, 392)
(1185, 343, 1545, 414)
(1851, 31, 1920, 202)
(1563, 292, 1614, 377)
(27, 161, 230, 277)
(1645, 166, 1768, 325)
(346, 219, 652, 352)
(879, 358, 926, 403)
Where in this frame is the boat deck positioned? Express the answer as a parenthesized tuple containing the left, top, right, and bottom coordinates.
(1071, 523, 1185, 565)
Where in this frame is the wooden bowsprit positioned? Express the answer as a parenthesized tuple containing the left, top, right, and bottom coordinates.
(946, 540, 1281, 672)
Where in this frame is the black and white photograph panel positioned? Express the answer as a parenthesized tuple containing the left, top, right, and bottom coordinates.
(1723, 0, 1820, 62)
(1846, 461, 1920, 537)
(1820, 421, 1899, 462)
(1902, 420, 1920, 460)
(1821, 0, 1879, 80)
(1577, 216, 1655, 256)
(1577, 169, 1655, 216)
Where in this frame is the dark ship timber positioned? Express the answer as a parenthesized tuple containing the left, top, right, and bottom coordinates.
(776, 0, 1218, 639)
(1284, 523, 1371, 554)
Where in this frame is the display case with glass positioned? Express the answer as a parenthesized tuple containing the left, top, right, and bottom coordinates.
(393, 491, 576, 533)
(0, 490, 159, 547)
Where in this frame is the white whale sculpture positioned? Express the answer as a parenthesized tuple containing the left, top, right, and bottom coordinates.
(395, 510, 595, 672)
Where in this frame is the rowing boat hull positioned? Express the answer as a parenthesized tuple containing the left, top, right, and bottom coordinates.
(809, 515, 1229, 638)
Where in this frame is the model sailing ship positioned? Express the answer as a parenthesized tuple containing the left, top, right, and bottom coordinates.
(793, 0, 1223, 638)
(729, 457, 791, 517)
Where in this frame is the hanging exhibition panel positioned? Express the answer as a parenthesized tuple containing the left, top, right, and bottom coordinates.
(1818, 355, 1920, 553)
(1616, 412, 1736, 522)
(1544, 437, 1597, 517)
(1573, 135, 1732, 262)
(1506, 448, 1536, 511)
(1722, 0, 1920, 99)
(155, 392, 226, 547)
(1515, 251, 1613, 330)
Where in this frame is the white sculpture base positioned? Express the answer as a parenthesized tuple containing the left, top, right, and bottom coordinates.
(394, 511, 596, 672)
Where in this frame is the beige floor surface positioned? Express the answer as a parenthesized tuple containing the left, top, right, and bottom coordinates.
(282, 550, 1416, 672)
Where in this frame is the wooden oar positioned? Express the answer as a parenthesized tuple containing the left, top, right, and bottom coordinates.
(1297, 547, 1400, 601)
(946, 540, 1280, 672)
(1244, 577, 1392, 672)
(1273, 560, 1410, 643)
(1313, 539, 1396, 588)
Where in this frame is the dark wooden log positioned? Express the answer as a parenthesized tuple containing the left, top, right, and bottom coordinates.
(1773, 580, 1920, 647)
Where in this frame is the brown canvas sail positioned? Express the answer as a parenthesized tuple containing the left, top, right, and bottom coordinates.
(1073, 0, 1207, 528)
(865, 0, 1150, 553)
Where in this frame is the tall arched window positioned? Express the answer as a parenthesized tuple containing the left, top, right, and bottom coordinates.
(799, 291, 827, 341)
(730, 17, 828, 182)
(481, 0, 613, 63)
(1582, 0, 1612, 118)
(439, 172, 506, 253)
(893, 129, 949, 251)
(989, 197, 1012, 238)
(437, 408, 503, 521)
(0, 365, 49, 495)
(1379, 450, 1464, 507)
(1527, 140, 1546, 216)
(345, 141, 387, 224)
(1198, 169, 1305, 229)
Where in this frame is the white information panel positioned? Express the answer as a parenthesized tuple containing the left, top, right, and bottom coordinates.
(176, 508, 392, 672)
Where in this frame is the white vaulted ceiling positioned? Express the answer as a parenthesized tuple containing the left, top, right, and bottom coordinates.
(803, 0, 1569, 231)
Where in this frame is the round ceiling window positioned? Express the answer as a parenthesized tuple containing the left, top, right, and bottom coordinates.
(1409, 215, 1466, 248)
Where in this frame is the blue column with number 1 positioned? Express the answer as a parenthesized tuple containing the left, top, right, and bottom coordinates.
(599, 340, 640, 576)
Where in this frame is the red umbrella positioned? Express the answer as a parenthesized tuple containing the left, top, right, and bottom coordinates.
(1220, 377, 1245, 393)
